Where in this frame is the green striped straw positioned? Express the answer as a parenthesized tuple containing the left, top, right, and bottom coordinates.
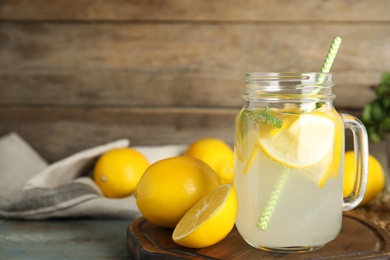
(256, 36, 342, 231)
(257, 168, 289, 230)
(318, 36, 342, 82)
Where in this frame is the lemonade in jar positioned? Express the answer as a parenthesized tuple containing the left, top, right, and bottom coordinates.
(234, 72, 368, 253)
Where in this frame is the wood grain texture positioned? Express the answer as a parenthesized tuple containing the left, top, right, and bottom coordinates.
(0, 207, 389, 259)
(1, 23, 389, 108)
(0, 219, 131, 259)
(0, 70, 378, 109)
(127, 215, 390, 259)
(0, 106, 238, 162)
(0, 106, 362, 163)
(0, 0, 389, 165)
(1, 0, 390, 22)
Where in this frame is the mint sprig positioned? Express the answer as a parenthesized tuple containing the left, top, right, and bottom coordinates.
(259, 108, 283, 128)
(241, 108, 283, 129)
(360, 73, 390, 143)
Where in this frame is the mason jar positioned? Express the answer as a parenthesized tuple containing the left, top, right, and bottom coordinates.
(234, 72, 368, 253)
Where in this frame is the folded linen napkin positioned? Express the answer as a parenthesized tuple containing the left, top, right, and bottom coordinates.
(0, 132, 187, 219)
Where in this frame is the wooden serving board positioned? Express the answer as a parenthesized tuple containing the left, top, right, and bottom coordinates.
(127, 215, 390, 259)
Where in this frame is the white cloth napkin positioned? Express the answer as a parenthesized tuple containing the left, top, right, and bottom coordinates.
(0, 132, 187, 219)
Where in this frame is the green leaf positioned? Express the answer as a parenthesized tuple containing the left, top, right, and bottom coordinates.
(259, 108, 283, 128)
(383, 99, 390, 110)
(240, 108, 283, 129)
(379, 117, 390, 135)
(376, 73, 390, 98)
(361, 104, 373, 124)
(361, 73, 390, 143)
(315, 102, 323, 109)
(369, 132, 382, 143)
(371, 101, 386, 122)
(381, 73, 390, 85)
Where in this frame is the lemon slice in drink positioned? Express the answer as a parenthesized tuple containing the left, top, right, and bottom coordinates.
(299, 148, 333, 187)
(258, 113, 335, 169)
(172, 184, 237, 248)
(328, 109, 344, 178)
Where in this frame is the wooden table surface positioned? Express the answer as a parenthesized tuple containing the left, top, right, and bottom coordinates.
(346, 191, 390, 233)
(0, 218, 133, 259)
(0, 192, 389, 260)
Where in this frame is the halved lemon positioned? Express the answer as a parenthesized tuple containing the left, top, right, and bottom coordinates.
(172, 184, 237, 248)
(258, 113, 335, 169)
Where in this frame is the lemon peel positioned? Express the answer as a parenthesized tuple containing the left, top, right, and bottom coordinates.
(258, 113, 335, 169)
(172, 184, 237, 248)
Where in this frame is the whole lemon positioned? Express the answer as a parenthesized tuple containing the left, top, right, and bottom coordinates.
(93, 148, 150, 198)
(185, 138, 234, 183)
(343, 151, 385, 206)
(135, 156, 221, 228)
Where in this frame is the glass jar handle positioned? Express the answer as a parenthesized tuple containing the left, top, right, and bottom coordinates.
(341, 113, 369, 211)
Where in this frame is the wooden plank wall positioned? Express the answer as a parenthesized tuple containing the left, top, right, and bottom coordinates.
(0, 0, 390, 164)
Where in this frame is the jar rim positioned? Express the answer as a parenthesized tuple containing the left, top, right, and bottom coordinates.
(245, 72, 332, 83)
(243, 72, 335, 101)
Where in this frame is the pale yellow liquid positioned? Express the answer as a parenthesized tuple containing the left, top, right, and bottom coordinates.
(234, 107, 344, 250)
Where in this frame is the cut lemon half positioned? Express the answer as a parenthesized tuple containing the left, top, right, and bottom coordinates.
(172, 184, 237, 248)
(258, 113, 335, 169)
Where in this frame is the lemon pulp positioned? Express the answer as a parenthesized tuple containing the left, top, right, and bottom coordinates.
(241, 108, 343, 187)
(172, 184, 238, 248)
